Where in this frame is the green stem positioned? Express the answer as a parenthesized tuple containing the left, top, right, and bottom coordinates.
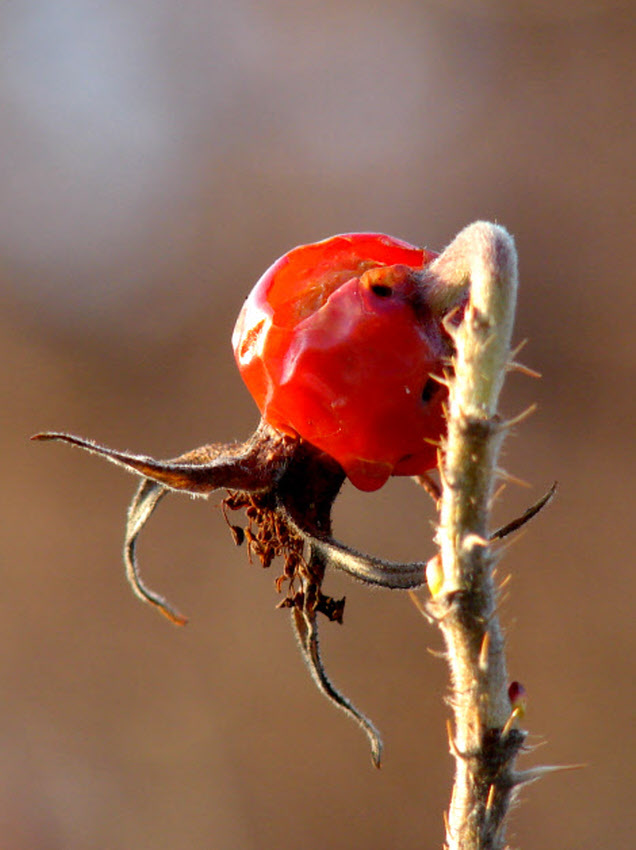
(425, 222, 523, 850)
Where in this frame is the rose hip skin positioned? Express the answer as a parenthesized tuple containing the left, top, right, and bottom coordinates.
(233, 233, 447, 491)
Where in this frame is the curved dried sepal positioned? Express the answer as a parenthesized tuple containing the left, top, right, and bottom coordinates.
(31, 432, 218, 493)
(31, 432, 190, 624)
(292, 596, 382, 768)
(125, 479, 188, 626)
(316, 539, 426, 590)
(281, 509, 426, 590)
(31, 429, 291, 495)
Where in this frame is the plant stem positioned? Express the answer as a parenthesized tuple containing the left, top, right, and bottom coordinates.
(424, 222, 523, 849)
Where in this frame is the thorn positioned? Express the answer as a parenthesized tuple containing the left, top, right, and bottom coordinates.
(509, 338, 529, 359)
(426, 646, 448, 659)
(502, 681, 528, 736)
(479, 631, 490, 672)
(437, 450, 449, 488)
(513, 764, 586, 786)
(490, 482, 557, 541)
(488, 482, 507, 511)
(500, 403, 538, 430)
(507, 361, 542, 379)
(445, 719, 471, 760)
(509, 338, 528, 358)
(428, 371, 451, 389)
(498, 573, 513, 592)
(494, 467, 531, 488)
(502, 706, 525, 737)
(446, 719, 461, 758)
(485, 783, 496, 812)
(479, 329, 497, 356)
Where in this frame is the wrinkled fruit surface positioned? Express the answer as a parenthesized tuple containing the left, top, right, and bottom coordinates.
(233, 233, 448, 492)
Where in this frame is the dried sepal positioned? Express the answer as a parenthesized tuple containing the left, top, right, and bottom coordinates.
(282, 510, 427, 590)
(292, 550, 383, 768)
(125, 479, 187, 625)
(33, 420, 427, 765)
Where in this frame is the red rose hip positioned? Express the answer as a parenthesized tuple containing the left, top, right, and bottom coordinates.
(232, 233, 448, 491)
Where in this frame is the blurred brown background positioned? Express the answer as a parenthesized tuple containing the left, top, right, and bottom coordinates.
(2, 1, 634, 847)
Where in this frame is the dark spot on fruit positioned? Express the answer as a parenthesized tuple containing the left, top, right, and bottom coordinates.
(370, 283, 392, 298)
(421, 377, 439, 404)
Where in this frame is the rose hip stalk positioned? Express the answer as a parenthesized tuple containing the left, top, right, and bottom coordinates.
(33, 232, 462, 765)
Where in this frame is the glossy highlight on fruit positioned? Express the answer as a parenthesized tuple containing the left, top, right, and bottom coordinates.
(232, 233, 448, 492)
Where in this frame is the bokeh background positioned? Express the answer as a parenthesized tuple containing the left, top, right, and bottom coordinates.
(2, 1, 634, 847)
